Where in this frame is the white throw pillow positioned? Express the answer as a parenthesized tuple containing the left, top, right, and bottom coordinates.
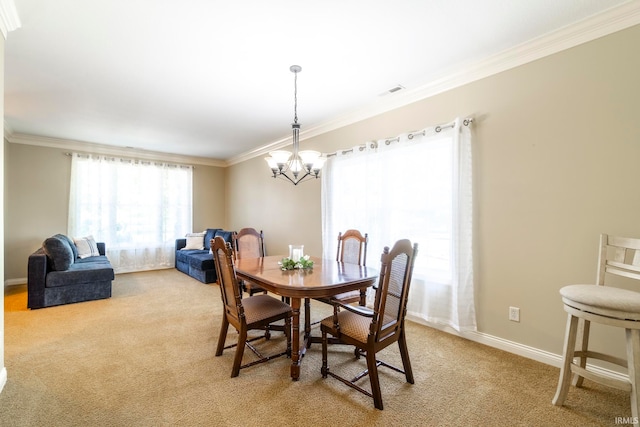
(182, 232, 205, 250)
(74, 235, 100, 258)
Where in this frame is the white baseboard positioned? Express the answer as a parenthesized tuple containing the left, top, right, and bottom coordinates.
(4, 278, 26, 288)
(409, 317, 629, 383)
(0, 367, 6, 395)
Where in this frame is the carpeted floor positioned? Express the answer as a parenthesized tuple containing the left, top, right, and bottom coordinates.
(0, 269, 630, 426)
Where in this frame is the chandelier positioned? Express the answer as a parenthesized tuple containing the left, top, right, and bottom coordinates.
(265, 65, 325, 185)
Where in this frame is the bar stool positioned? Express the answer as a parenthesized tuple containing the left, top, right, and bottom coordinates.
(553, 234, 640, 419)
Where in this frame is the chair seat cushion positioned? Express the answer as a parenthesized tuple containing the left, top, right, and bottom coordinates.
(331, 290, 361, 303)
(316, 290, 361, 306)
(321, 310, 372, 343)
(242, 295, 291, 325)
(560, 284, 640, 321)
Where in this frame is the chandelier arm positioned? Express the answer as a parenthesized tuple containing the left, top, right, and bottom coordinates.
(273, 170, 314, 185)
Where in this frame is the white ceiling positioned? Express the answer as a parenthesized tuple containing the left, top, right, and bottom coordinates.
(3, 0, 635, 162)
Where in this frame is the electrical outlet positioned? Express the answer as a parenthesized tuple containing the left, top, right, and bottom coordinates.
(509, 306, 520, 322)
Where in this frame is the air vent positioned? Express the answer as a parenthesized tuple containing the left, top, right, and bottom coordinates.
(379, 84, 405, 97)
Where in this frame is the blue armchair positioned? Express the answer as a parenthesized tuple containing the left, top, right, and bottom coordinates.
(28, 234, 114, 309)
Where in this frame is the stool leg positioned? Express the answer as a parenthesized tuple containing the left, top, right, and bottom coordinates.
(553, 313, 579, 406)
(626, 328, 640, 420)
(573, 318, 590, 387)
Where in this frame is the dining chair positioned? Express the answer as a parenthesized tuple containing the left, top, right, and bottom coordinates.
(329, 229, 369, 303)
(552, 233, 640, 419)
(320, 239, 418, 410)
(233, 228, 266, 296)
(211, 236, 292, 377)
(304, 229, 368, 347)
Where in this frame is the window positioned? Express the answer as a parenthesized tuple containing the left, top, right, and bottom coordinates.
(321, 118, 476, 331)
(68, 154, 192, 273)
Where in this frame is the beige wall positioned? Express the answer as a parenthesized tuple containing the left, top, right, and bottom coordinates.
(226, 159, 322, 257)
(3, 143, 226, 280)
(226, 25, 640, 360)
(192, 163, 227, 232)
(1, 33, 6, 384)
(5, 144, 71, 280)
(3, 24, 639, 364)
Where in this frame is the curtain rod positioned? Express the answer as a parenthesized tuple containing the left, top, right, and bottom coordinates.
(327, 117, 474, 158)
(63, 152, 194, 169)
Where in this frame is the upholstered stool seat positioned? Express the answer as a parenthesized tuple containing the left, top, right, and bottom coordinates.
(561, 284, 640, 321)
(553, 234, 640, 420)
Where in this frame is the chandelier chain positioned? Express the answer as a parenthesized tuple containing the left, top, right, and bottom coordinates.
(293, 70, 298, 124)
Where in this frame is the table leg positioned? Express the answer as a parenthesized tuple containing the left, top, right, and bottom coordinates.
(359, 287, 367, 306)
(290, 297, 301, 380)
(304, 298, 311, 339)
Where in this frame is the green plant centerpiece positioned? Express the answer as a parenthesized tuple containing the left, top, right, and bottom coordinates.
(279, 255, 314, 270)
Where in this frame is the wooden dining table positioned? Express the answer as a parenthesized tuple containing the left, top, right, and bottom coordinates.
(234, 255, 378, 380)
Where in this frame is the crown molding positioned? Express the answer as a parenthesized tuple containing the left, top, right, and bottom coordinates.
(0, 0, 20, 39)
(6, 133, 227, 167)
(227, 0, 640, 166)
(3, 121, 13, 137)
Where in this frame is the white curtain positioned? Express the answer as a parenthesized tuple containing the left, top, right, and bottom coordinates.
(321, 118, 476, 332)
(68, 153, 193, 274)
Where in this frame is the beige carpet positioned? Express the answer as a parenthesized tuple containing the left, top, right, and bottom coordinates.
(0, 269, 630, 426)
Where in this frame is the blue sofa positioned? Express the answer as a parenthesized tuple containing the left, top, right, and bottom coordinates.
(28, 234, 115, 309)
(175, 228, 234, 283)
